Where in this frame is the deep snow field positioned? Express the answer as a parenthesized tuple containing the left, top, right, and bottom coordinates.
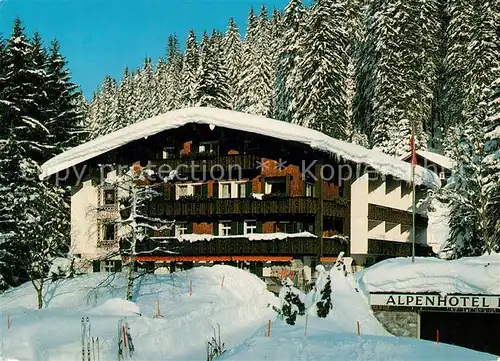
(0, 264, 497, 361)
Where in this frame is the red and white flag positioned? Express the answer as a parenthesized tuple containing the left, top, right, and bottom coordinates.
(409, 135, 416, 165)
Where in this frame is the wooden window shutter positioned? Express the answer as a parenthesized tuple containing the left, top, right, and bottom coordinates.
(237, 221, 244, 235)
(187, 222, 193, 234)
(114, 260, 122, 272)
(285, 174, 291, 196)
(231, 221, 238, 235)
(256, 221, 263, 233)
(245, 181, 252, 197)
(213, 221, 219, 236)
(202, 183, 208, 197)
(93, 261, 101, 273)
(213, 182, 219, 198)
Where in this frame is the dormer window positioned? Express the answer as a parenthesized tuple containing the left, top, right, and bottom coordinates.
(198, 141, 219, 155)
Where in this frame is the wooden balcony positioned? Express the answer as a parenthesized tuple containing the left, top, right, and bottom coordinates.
(368, 239, 433, 257)
(126, 235, 349, 258)
(152, 154, 261, 172)
(368, 204, 427, 227)
(146, 197, 348, 218)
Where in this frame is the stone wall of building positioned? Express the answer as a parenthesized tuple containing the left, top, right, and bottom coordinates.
(373, 309, 419, 338)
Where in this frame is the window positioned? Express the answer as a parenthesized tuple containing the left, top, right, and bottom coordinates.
(103, 188, 116, 205)
(193, 184, 203, 196)
(305, 183, 315, 197)
(175, 222, 188, 236)
(177, 185, 189, 198)
(220, 183, 231, 199)
(102, 223, 115, 242)
(277, 221, 295, 233)
(198, 141, 219, 154)
(237, 182, 248, 198)
(220, 221, 232, 236)
(103, 261, 115, 273)
(265, 177, 287, 195)
(162, 146, 176, 159)
(244, 220, 257, 235)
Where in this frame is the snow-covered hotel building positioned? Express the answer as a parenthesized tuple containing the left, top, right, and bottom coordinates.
(41, 107, 440, 275)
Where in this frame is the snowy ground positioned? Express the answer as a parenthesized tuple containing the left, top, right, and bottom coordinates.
(0, 266, 275, 361)
(0, 264, 497, 361)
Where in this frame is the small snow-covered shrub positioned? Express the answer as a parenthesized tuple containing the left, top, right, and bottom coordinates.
(279, 279, 305, 325)
(316, 275, 332, 318)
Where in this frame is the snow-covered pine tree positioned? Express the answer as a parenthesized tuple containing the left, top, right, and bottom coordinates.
(116, 67, 135, 126)
(0, 19, 70, 294)
(278, 279, 306, 325)
(194, 30, 230, 109)
(223, 18, 242, 109)
(165, 34, 183, 110)
(136, 57, 158, 120)
(272, 0, 305, 122)
(316, 275, 332, 318)
(292, 0, 350, 140)
(96, 75, 119, 135)
(355, 0, 440, 156)
(44, 39, 85, 154)
(481, 78, 500, 254)
(236, 6, 274, 116)
(179, 30, 199, 107)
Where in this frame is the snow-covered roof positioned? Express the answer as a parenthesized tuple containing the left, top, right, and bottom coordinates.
(40, 107, 440, 187)
(401, 150, 455, 171)
(357, 253, 500, 295)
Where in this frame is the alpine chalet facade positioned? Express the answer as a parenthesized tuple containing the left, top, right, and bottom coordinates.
(41, 107, 440, 276)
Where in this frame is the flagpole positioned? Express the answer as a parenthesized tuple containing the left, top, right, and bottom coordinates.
(411, 119, 416, 263)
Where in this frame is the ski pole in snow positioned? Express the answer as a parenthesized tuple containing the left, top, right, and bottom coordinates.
(6, 314, 10, 329)
(154, 300, 164, 318)
(221, 275, 225, 289)
(97, 337, 100, 361)
(267, 320, 271, 337)
(436, 329, 439, 344)
(92, 337, 95, 361)
(304, 313, 308, 336)
(82, 318, 85, 361)
(357, 321, 360, 336)
(190, 280, 193, 296)
(87, 317, 91, 361)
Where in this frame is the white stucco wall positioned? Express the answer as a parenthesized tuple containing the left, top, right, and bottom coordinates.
(71, 172, 121, 262)
(350, 172, 369, 254)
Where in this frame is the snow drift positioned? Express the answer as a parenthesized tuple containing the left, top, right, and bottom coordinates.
(357, 253, 500, 295)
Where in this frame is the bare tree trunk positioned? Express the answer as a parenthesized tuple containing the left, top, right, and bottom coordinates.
(37, 284, 43, 309)
(125, 254, 135, 301)
(125, 186, 138, 301)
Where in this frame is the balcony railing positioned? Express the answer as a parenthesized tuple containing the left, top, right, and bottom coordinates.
(152, 154, 261, 172)
(127, 235, 349, 257)
(146, 197, 348, 218)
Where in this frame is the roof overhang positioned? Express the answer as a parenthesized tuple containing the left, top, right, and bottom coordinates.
(40, 107, 441, 188)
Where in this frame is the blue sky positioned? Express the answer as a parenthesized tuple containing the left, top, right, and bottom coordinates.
(0, 0, 288, 100)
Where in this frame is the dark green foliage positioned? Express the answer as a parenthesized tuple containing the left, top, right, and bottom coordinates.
(316, 276, 332, 318)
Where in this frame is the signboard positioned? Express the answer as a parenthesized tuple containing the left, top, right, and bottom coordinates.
(370, 293, 500, 310)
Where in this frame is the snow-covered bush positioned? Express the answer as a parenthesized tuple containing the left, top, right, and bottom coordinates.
(279, 279, 305, 325)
